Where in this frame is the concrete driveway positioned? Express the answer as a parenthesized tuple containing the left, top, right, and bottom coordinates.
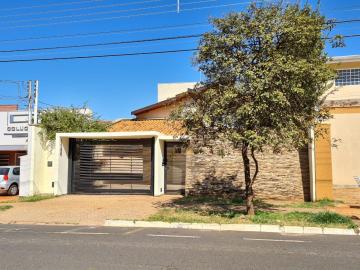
(0, 195, 180, 226)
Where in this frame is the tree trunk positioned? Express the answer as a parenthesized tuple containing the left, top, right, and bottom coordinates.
(241, 143, 255, 215)
(241, 144, 259, 216)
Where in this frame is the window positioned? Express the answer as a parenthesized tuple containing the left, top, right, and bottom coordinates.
(335, 69, 360, 86)
(0, 168, 9, 175)
(13, 167, 20, 175)
(0, 154, 10, 166)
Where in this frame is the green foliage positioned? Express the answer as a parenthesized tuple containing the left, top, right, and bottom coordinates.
(308, 211, 354, 226)
(174, 2, 338, 213)
(178, 2, 335, 151)
(19, 195, 55, 202)
(39, 106, 108, 142)
(249, 211, 355, 228)
(147, 209, 357, 229)
(0, 205, 13, 211)
(288, 198, 339, 208)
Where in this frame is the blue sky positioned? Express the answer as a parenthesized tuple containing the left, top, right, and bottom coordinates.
(0, 0, 359, 120)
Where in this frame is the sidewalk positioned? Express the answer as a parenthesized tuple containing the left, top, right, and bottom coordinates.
(0, 195, 180, 226)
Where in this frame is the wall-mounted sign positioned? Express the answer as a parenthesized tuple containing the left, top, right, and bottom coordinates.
(7, 126, 28, 132)
(4, 112, 29, 136)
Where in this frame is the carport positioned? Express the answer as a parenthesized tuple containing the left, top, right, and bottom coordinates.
(54, 131, 184, 196)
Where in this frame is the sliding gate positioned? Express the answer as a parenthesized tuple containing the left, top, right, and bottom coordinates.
(70, 139, 153, 194)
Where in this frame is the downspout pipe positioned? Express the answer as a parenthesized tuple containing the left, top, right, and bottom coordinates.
(308, 127, 316, 202)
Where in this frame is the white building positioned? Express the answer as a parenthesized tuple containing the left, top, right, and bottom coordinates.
(0, 105, 28, 165)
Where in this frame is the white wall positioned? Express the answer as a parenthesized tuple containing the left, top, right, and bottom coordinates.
(19, 126, 55, 196)
(153, 138, 165, 196)
(157, 82, 196, 102)
(54, 136, 70, 195)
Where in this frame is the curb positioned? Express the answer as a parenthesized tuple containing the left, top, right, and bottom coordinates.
(104, 220, 360, 236)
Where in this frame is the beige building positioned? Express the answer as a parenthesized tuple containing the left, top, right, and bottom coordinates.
(20, 56, 360, 204)
(314, 55, 360, 204)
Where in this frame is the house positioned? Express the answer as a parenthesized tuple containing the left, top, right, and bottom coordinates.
(22, 56, 360, 204)
(0, 105, 28, 165)
(312, 55, 360, 204)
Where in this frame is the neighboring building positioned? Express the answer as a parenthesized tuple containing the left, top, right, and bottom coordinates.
(22, 56, 360, 204)
(0, 105, 28, 166)
(313, 55, 360, 204)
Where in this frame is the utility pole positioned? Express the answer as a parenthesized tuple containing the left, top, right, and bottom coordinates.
(27, 80, 32, 125)
(177, 0, 180, 13)
(33, 80, 39, 125)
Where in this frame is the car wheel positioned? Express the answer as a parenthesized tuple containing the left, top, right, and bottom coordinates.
(7, 184, 19, 196)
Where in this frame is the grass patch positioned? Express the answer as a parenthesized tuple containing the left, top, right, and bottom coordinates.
(147, 208, 246, 224)
(251, 211, 356, 228)
(287, 199, 339, 209)
(0, 205, 13, 211)
(147, 209, 357, 229)
(19, 195, 55, 202)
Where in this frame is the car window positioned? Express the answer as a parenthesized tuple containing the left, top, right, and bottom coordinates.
(0, 168, 9, 175)
(12, 167, 20, 175)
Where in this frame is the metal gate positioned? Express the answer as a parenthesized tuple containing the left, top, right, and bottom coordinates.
(164, 142, 186, 194)
(71, 139, 153, 194)
(0, 154, 10, 166)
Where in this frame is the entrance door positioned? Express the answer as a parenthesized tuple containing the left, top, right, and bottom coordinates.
(71, 139, 153, 194)
(164, 142, 186, 194)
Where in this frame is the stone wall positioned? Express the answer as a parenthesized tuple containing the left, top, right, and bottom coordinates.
(185, 145, 310, 201)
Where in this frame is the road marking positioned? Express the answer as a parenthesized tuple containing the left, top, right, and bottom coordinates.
(122, 228, 144, 235)
(147, 234, 200, 239)
(243, 238, 310, 243)
(50, 232, 110, 235)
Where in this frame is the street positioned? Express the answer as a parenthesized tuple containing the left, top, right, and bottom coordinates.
(0, 224, 358, 270)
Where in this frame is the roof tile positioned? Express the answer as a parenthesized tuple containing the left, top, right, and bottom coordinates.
(109, 119, 185, 136)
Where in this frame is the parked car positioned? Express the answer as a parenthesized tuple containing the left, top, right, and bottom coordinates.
(0, 166, 20, 196)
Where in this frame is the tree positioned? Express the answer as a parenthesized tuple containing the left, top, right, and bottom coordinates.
(39, 106, 108, 142)
(175, 2, 336, 215)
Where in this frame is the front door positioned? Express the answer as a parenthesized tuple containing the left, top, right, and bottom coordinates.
(164, 142, 186, 194)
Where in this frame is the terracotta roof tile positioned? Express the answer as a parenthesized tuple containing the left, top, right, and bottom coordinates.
(109, 119, 185, 136)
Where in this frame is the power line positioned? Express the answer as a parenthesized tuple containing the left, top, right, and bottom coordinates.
(39, 100, 56, 107)
(2, 0, 214, 25)
(0, 1, 252, 30)
(333, 19, 360, 24)
(0, 22, 209, 44)
(0, 34, 202, 53)
(7, 38, 196, 58)
(0, 48, 198, 63)
(0, 32, 358, 63)
(324, 33, 360, 39)
(0, 0, 164, 18)
(3, 3, 178, 25)
(0, 0, 106, 12)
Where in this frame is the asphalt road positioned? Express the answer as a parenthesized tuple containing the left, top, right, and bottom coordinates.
(0, 224, 358, 270)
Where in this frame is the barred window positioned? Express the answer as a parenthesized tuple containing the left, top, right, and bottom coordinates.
(335, 69, 360, 86)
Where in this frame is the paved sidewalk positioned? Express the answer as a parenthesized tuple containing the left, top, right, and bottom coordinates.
(332, 205, 360, 226)
(0, 195, 180, 226)
(0, 194, 18, 203)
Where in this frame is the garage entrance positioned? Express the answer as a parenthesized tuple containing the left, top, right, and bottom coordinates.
(70, 139, 153, 194)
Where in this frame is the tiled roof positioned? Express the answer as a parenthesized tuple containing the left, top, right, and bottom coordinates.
(0, 105, 18, 112)
(109, 119, 185, 136)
